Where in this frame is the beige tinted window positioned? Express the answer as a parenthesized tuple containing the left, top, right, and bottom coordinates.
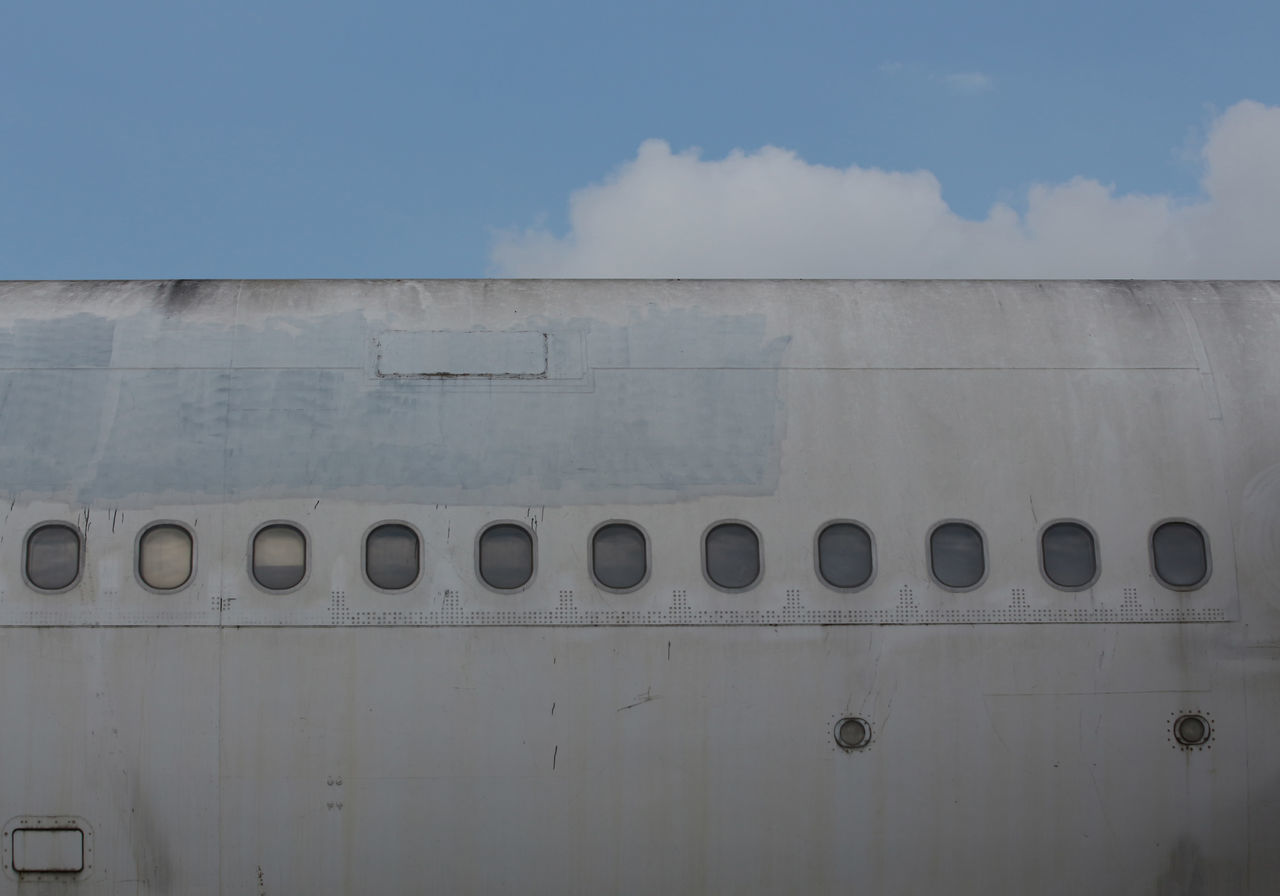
(478, 524, 534, 590)
(252, 524, 307, 590)
(26, 524, 81, 591)
(139, 524, 194, 590)
(366, 524, 419, 590)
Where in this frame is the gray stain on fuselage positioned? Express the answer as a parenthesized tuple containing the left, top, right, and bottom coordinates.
(0, 305, 788, 506)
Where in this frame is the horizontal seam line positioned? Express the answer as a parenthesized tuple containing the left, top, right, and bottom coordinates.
(0, 365, 1200, 372)
(591, 365, 1201, 371)
(0, 366, 366, 371)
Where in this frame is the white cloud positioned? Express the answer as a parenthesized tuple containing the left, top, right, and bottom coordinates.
(941, 71, 994, 94)
(490, 100, 1280, 279)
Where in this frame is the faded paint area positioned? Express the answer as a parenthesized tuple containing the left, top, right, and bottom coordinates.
(0, 301, 788, 505)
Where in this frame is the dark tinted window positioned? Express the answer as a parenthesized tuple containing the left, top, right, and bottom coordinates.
(817, 523, 874, 589)
(592, 523, 647, 590)
(26, 524, 81, 591)
(139, 524, 194, 590)
(1041, 522, 1097, 589)
(479, 524, 534, 590)
(705, 523, 760, 590)
(929, 522, 985, 589)
(252, 524, 306, 590)
(1152, 521, 1208, 588)
(366, 524, 419, 590)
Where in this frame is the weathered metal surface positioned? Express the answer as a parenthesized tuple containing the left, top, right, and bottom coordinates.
(0, 279, 1275, 892)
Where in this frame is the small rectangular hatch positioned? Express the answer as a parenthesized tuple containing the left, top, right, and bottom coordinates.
(376, 330, 548, 377)
(12, 828, 83, 873)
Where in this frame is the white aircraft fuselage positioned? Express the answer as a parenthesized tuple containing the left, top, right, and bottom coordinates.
(0, 279, 1275, 893)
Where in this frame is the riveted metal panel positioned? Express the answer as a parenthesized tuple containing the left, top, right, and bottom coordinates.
(0, 279, 1274, 895)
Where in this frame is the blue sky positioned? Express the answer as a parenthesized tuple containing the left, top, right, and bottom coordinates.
(2, 0, 1278, 279)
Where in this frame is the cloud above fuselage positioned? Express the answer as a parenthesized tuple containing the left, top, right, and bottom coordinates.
(490, 100, 1280, 279)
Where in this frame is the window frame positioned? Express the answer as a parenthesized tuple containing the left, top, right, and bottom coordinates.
(361, 520, 424, 593)
(701, 519, 764, 593)
(22, 521, 84, 594)
(247, 520, 311, 594)
(134, 520, 197, 594)
(926, 519, 989, 593)
(475, 520, 537, 593)
(813, 519, 877, 593)
(1149, 518, 1212, 591)
(588, 520, 651, 594)
(1037, 518, 1100, 592)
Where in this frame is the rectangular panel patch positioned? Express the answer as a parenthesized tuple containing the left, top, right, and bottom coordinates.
(376, 330, 547, 377)
(12, 828, 83, 873)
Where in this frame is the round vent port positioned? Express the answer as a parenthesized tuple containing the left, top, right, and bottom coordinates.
(1174, 713, 1211, 747)
(834, 716, 871, 750)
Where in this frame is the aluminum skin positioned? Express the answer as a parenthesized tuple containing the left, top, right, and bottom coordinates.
(0, 279, 1275, 894)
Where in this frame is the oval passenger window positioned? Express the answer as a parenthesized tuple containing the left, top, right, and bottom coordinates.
(366, 523, 420, 591)
(26, 523, 81, 591)
(1152, 521, 1208, 588)
(252, 524, 307, 591)
(705, 523, 760, 590)
(817, 522, 874, 590)
(592, 523, 647, 590)
(930, 522, 985, 589)
(479, 524, 534, 590)
(139, 524, 194, 590)
(1041, 522, 1096, 589)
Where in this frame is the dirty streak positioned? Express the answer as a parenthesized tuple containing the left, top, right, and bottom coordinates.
(980, 695, 1012, 753)
(551, 701, 556, 716)
(862, 640, 884, 708)
(667, 641, 671, 661)
(552, 745, 558, 770)
(617, 687, 658, 712)
(1082, 712, 1116, 837)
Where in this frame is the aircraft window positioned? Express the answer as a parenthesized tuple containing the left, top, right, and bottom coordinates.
(1040, 522, 1097, 589)
(817, 522, 874, 590)
(478, 523, 534, 590)
(365, 523, 420, 591)
(25, 523, 81, 591)
(929, 522, 985, 590)
(1152, 521, 1209, 588)
(591, 523, 648, 591)
(705, 522, 760, 590)
(139, 524, 194, 590)
(252, 524, 307, 591)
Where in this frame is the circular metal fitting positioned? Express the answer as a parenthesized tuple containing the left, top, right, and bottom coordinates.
(1173, 713, 1212, 747)
(834, 716, 871, 750)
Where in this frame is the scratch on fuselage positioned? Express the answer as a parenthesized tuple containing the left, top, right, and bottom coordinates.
(617, 687, 658, 712)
